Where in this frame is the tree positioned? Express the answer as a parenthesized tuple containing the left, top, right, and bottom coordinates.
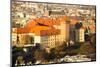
(75, 22, 83, 29)
(49, 42, 67, 59)
(90, 34, 96, 49)
(48, 48, 57, 60)
(35, 43, 41, 49)
(34, 49, 46, 61)
(12, 47, 24, 66)
(24, 47, 36, 65)
(79, 43, 95, 55)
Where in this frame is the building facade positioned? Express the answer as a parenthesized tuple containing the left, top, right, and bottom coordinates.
(75, 27, 85, 42)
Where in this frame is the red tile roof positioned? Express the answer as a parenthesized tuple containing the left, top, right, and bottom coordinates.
(40, 29, 60, 36)
(89, 25, 95, 32)
(17, 28, 29, 34)
(12, 28, 29, 34)
(12, 16, 69, 35)
(29, 26, 51, 33)
(26, 16, 70, 28)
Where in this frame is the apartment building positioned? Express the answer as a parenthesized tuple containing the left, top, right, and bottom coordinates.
(75, 27, 85, 42)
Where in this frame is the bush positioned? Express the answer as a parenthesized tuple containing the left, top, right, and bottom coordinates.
(34, 49, 47, 61)
(78, 43, 95, 55)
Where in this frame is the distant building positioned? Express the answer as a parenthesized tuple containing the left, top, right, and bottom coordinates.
(49, 10, 65, 18)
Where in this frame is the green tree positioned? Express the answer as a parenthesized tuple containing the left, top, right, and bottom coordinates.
(47, 48, 57, 61)
(49, 42, 67, 59)
(75, 22, 83, 29)
(90, 35, 96, 49)
(34, 49, 46, 61)
(79, 43, 95, 55)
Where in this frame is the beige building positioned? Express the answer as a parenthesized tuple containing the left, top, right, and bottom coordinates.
(75, 27, 85, 42)
(33, 29, 60, 48)
(12, 28, 34, 47)
(12, 16, 70, 48)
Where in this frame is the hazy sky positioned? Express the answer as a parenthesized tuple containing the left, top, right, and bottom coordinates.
(17, 0, 96, 5)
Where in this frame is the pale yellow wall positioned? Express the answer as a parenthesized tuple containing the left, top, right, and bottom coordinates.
(75, 29, 85, 42)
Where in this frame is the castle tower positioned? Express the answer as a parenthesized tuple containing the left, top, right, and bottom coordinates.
(60, 20, 70, 42)
(56, 18, 70, 44)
